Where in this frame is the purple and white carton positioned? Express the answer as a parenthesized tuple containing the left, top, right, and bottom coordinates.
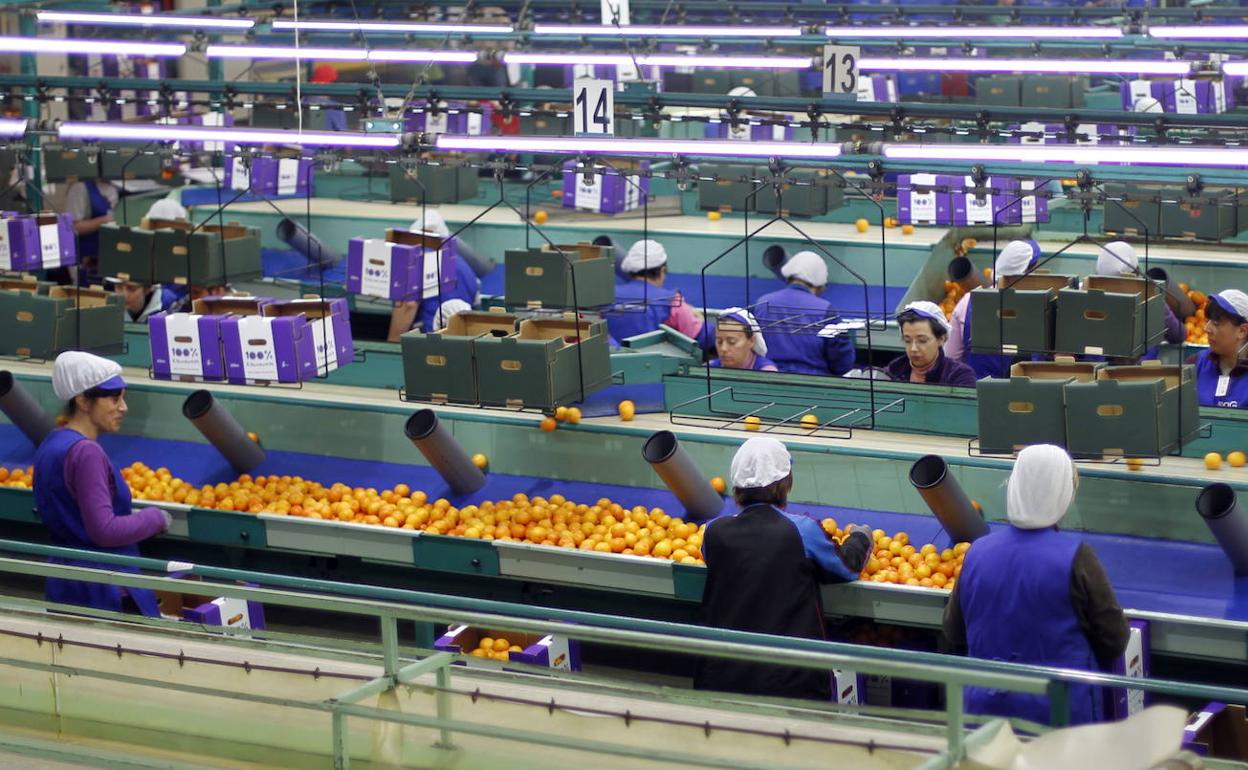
(181, 595, 266, 630)
(0, 215, 42, 272)
(221, 312, 316, 385)
(1123, 79, 1232, 114)
(951, 175, 1022, 227)
(706, 121, 796, 142)
(1106, 619, 1149, 721)
(346, 232, 458, 302)
(34, 213, 76, 269)
(856, 75, 898, 103)
(435, 624, 583, 671)
(158, 111, 235, 153)
(1014, 121, 1134, 146)
(560, 161, 651, 214)
(1122, 79, 1176, 113)
(406, 103, 493, 135)
(897, 174, 956, 226)
(1018, 179, 1050, 225)
(225, 156, 314, 197)
(148, 311, 226, 381)
(262, 297, 354, 375)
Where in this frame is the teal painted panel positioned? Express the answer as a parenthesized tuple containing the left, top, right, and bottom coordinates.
(0, 488, 37, 522)
(671, 562, 706, 601)
(186, 508, 268, 548)
(412, 534, 500, 576)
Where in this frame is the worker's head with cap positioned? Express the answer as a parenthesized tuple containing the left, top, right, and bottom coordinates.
(897, 300, 951, 372)
(410, 210, 450, 239)
(311, 64, 339, 84)
(1096, 240, 1138, 277)
(730, 437, 793, 509)
(715, 307, 768, 370)
(433, 298, 472, 330)
(145, 197, 187, 223)
(780, 250, 828, 294)
(993, 240, 1040, 286)
(1206, 289, 1248, 363)
(1007, 444, 1078, 531)
(52, 351, 129, 436)
(621, 239, 668, 284)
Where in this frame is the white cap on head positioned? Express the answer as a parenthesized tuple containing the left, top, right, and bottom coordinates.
(901, 300, 951, 335)
(433, 298, 472, 330)
(1212, 289, 1248, 321)
(730, 437, 792, 489)
(994, 240, 1040, 279)
(621, 239, 668, 275)
(780, 250, 828, 288)
(1007, 444, 1076, 530)
(727, 86, 756, 98)
(1096, 241, 1138, 277)
(718, 307, 768, 357)
(409, 210, 450, 238)
(146, 197, 187, 222)
(52, 351, 127, 401)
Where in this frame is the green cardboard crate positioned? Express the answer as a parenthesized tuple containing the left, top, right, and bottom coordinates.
(692, 71, 733, 95)
(1, 285, 123, 358)
(504, 242, 616, 310)
(1103, 184, 1162, 237)
(1055, 275, 1166, 359)
(475, 317, 613, 409)
(977, 76, 1022, 106)
(976, 359, 1102, 455)
(698, 165, 759, 213)
(151, 221, 262, 286)
(42, 144, 99, 183)
(1161, 189, 1243, 241)
(389, 162, 479, 204)
(1022, 76, 1086, 109)
(1065, 363, 1199, 458)
(98, 224, 156, 283)
(401, 310, 518, 404)
(968, 275, 1074, 357)
(99, 144, 165, 181)
(755, 170, 840, 217)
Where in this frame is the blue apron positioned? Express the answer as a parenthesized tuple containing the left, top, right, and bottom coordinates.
(603, 280, 677, 342)
(1195, 350, 1248, 408)
(33, 428, 161, 617)
(77, 180, 112, 260)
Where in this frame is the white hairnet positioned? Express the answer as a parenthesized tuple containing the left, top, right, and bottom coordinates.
(780, 250, 828, 288)
(730, 437, 792, 489)
(1096, 241, 1138, 277)
(1007, 444, 1076, 530)
(727, 86, 757, 98)
(146, 197, 187, 222)
(433, 298, 472, 330)
(1213, 289, 1248, 321)
(902, 300, 951, 335)
(52, 351, 127, 401)
(620, 239, 668, 274)
(995, 240, 1039, 279)
(409, 210, 450, 238)
(718, 306, 768, 357)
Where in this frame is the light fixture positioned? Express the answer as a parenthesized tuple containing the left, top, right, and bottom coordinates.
(532, 23, 804, 37)
(859, 57, 1190, 75)
(436, 135, 842, 160)
(37, 10, 255, 30)
(503, 52, 812, 69)
(882, 143, 1248, 168)
(1148, 25, 1248, 40)
(0, 36, 186, 57)
(0, 118, 27, 138)
(205, 45, 478, 63)
(824, 25, 1123, 39)
(1221, 62, 1248, 76)
(272, 19, 513, 34)
(58, 122, 401, 149)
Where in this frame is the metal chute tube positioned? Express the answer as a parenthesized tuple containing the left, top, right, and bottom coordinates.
(404, 409, 485, 496)
(182, 390, 265, 472)
(762, 245, 788, 282)
(453, 238, 496, 278)
(594, 235, 628, 279)
(947, 256, 985, 292)
(1145, 266, 1196, 319)
(276, 217, 340, 268)
(642, 431, 724, 522)
(908, 454, 990, 543)
(0, 371, 54, 447)
(1196, 483, 1248, 577)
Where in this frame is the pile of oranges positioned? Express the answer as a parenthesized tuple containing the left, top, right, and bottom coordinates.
(468, 635, 524, 661)
(1179, 283, 1210, 345)
(821, 519, 968, 591)
(939, 280, 968, 321)
(0, 466, 33, 489)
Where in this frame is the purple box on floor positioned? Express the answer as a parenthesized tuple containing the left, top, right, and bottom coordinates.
(435, 624, 582, 671)
(149, 311, 226, 382)
(897, 174, 957, 226)
(0, 215, 41, 272)
(32, 213, 77, 269)
(561, 160, 651, 214)
(705, 121, 795, 142)
(346, 229, 457, 302)
(160, 573, 266, 631)
(1106, 619, 1150, 720)
(262, 296, 354, 375)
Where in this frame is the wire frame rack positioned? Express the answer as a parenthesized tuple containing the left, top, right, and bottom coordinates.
(669, 383, 905, 441)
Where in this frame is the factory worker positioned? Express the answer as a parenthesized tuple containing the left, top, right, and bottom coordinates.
(111, 279, 179, 323)
(145, 197, 188, 223)
(943, 444, 1127, 726)
(1094, 241, 1184, 349)
(63, 177, 118, 283)
(33, 352, 171, 617)
(1191, 290, 1248, 408)
(752, 251, 856, 376)
(885, 301, 977, 386)
(603, 239, 704, 343)
(695, 438, 872, 700)
(708, 308, 778, 372)
(166, 283, 230, 314)
(386, 212, 480, 341)
(944, 239, 1040, 379)
(432, 298, 473, 331)
(309, 64, 348, 131)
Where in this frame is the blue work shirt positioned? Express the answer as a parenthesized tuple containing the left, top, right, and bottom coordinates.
(752, 284, 856, 376)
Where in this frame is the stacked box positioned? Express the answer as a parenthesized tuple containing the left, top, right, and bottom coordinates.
(389, 161, 480, 205)
(951, 175, 1022, 227)
(149, 304, 228, 382)
(0, 215, 41, 272)
(475, 317, 612, 408)
(1162, 189, 1244, 240)
(0, 285, 123, 358)
(401, 310, 519, 404)
(897, 174, 957, 226)
(261, 297, 353, 376)
(856, 75, 898, 103)
(705, 121, 795, 142)
(1055, 275, 1166, 358)
(698, 164, 759, 213)
(976, 359, 1102, 454)
(151, 221, 262, 286)
(1103, 184, 1162, 237)
(405, 103, 493, 135)
(435, 624, 581, 671)
(1022, 75, 1085, 109)
(32, 213, 77, 270)
(1013, 122, 1134, 146)
(224, 156, 315, 197)
(976, 75, 1021, 106)
(98, 224, 156, 283)
(504, 242, 615, 309)
(42, 145, 99, 183)
(755, 170, 838, 218)
(99, 144, 164, 181)
(560, 160, 650, 214)
(1123, 79, 1232, 114)
(1064, 363, 1199, 458)
(346, 229, 457, 302)
(968, 275, 1074, 357)
(220, 297, 316, 385)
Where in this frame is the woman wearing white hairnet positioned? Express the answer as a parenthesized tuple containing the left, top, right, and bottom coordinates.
(1089, 241, 1184, 358)
(943, 239, 1040, 379)
(750, 251, 856, 376)
(942, 445, 1127, 726)
(385, 211, 481, 341)
(708, 308, 778, 372)
(1190, 289, 1248, 408)
(695, 438, 872, 700)
(885, 301, 976, 387)
(603, 239, 704, 343)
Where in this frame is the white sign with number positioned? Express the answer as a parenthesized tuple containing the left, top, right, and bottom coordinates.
(573, 78, 615, 136)
(822, 45, 860, 97)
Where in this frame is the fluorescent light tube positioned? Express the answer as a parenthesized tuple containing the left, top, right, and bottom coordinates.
(503, 52, 812, 69)
(825, 25, 1122, 39)
(859, 57, 1190, 75)
(436, 135, 842, 159)
(37, 10, 254, 30)
(272, 19, 513, 34)
(205, 45, 478, 63)
(1221, 62, 1248, 76)
(504, 53, 633, 66)
(533, 24, 803, 37)
(0, 37, 186, 57)
(0, 118, 27, 138)
(58, 122, 401, 149)
(882, 143, 1248, 168)
(1148, 25, 1248, 40)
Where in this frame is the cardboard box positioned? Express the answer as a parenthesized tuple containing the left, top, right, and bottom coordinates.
(968, 275, 1073, 356)
(434, 624, 581, 671)
(475, 317, 612, 408)
(155, 579, 266, 631)
(755, 169, 838, 218)
(705, 121, 795, 142)
(1161, 189, 1243, 241)
(1103, 184, 1162, 237)
(1055, 275, 1166, 358)
(221, 306, 316, 385)
(1013, 121, 1134, 147)
(1124, 79, 1232, 115)
(1022, 75, 1085, 109)
(976, 75, 1021, 106)
(99, 144, 165, 180)
(405, 103, 493, 135)
(1184, 703, 1248, 760)
(148, 307, 227, 382)
(1064, 363, 1199, 458)
(0, 285, 123, 358)
(225, 156, 314, 198)
(401, 310, 519, 404)
(32, 213, 76, 270)
(560, 160, 651, 214)
(698, 164, 758, 213)
(504, 242, 616, 310)
(389, 162, 479, 204)
(857, 75, 898, 102)
(151, 221, 262, 286)
(1106, 620, 1149, 721)
(346, 229, 457, 302)
(42, 145, 99, 183)
(98, 224, 156, 283)
(897, 174, 957, 226)
(0, 215, 41, 272)
(262, 297, 353, 376)
(950, 176, 1022, 226)
(976, 358, 1102, 454)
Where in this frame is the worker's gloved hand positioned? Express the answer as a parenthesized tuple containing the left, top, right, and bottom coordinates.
(842, 525, 874, 573)
(157, 508, 173, 532)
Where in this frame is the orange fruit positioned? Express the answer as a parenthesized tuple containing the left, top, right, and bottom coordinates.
(901, 224, 915, 235)
(472, 453, 489, 469)
(492, 637, 510, 652)
(1230, 451, 1247, 468)
(710, 476, 726, 494)
(540, 417, 558, 432)
(800, 413, 819, 430)
(1126, 458, 1144, 472)
(246, 431, 260, 443)
(618, 400, 636, 421)
(707, 211, 722, 221)
(743, 416, 762, 431)
(533, 210, 548, 224)
(1206, 452, 1223, 471)
(854, 218, 869, 233)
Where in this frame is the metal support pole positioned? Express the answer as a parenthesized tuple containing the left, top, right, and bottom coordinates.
(380, 615, 400, 678)
(332, 710, 349, 770)
(19, 13, 40, 212)
(1048, 680, 1071, 727)
(944, 682, 965, 766)
(435, 665, 454, 750)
